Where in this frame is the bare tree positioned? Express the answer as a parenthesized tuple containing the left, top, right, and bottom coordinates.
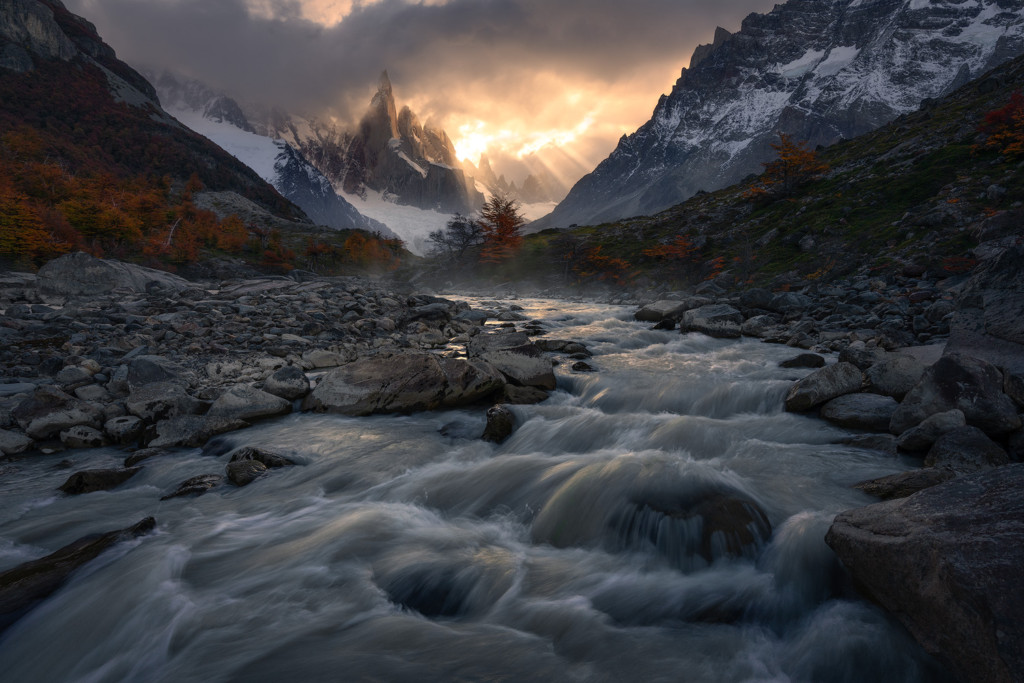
(426, 213, 485, 265)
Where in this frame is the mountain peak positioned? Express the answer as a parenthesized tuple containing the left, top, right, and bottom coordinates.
(378, 69, 392, 94)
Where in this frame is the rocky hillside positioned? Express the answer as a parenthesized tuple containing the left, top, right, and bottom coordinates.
(0, 0, 301, 221)
(536, 0, 1024, 229)
(515, 50, 1024, 301)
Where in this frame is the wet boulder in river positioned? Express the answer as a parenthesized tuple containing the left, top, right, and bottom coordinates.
(784, 363, 864, 412)
(0, 517, 156, 634)
(466, 331, 556, 391)
(303, 353, 505, 416)
(826, 465, 1024, 683)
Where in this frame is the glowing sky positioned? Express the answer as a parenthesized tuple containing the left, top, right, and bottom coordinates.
(65, 0, 776, 188)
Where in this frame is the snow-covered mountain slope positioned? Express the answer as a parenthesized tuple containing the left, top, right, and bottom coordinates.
(536, 0, 1024, 229)
(154, 75, 393, 238)
(255, 72, 483, 216)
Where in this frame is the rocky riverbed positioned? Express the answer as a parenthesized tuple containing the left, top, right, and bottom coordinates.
(1, 248, 1023, 681)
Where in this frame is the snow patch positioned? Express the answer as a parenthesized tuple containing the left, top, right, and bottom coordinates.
(815, 45, 861, 76)
(346, 191, 454, 256)
(169, 105, 284, 183)
(778, 49, 825, 79)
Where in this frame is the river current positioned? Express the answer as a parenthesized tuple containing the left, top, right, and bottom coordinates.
(0, 298, 948, 682)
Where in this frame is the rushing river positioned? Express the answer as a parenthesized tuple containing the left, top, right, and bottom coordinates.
(0, 299, 949, 682)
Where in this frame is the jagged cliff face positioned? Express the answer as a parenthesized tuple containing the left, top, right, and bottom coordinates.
(334, 72, 482, 214)
(250, 72, 481, 215)
(538, 0, 1024, 229)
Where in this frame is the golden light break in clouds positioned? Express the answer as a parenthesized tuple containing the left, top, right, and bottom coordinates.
(66, 0, 777, 187)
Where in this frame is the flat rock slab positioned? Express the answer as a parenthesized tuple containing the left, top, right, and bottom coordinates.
(0, 517, 155, 633)
(826, 465, 1024, 683)
(304, 352, 505, 416)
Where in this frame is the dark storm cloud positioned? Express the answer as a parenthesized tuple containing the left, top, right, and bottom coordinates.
(66, 0, 772, 116)
(64, 0, 776, 178)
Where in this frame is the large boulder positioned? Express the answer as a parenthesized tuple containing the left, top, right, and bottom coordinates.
(226, 459, 267, 487)
(895, 409, 966, 452)
(947, 245, 1024, 375)
(923, 426, 1011, 474)
(37, 252, 189, 298)
(0, 517, 156, 634)
(59, 467, 141, 495)
(262, 365, 309, 400)
(0, 428, 32, 456)
(303, 353, 504, 416)
(635, 300, 689, 322)
(826, 465, 1024, 683)
(864, 354, 926, 400)
(126, 381, 202, 422)
(481, 404, 515, 443)
(784, 362, 864, 412)
(466, 331, 556, 390)
(889, 354, 1021, 436)
(11, 387, 103, 440)
(680, 304, 743, 339)
(207, 385, 291, 423)
(819, 393, 898, 432)
(147, 416, 248, 449)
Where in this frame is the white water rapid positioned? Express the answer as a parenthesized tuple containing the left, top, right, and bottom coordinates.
(0, 299, 950, 682)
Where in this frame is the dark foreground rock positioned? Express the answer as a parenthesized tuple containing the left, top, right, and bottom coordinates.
(226, 459, 267, 486)
(889, 353, 1021, 436)
(59, 467, 141, 495)
(303, 353, 505, 416)
(853, 468, 956, 500)
(466, 331, 557, 390)
(0, 517, 156, 633)
(784, 362, 864, 412)
(819, 393, 898, 432)
(161, 474, 223, 500)
(826, 465, 1024, 683)
(481, 405, 515, 443)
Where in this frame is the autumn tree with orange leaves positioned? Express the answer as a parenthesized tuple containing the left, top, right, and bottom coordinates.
(745, 133, 829, 200)
(478, 193, 525, 264)
(980, 90, 1024, 157)
(642, 233, 698, 283)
